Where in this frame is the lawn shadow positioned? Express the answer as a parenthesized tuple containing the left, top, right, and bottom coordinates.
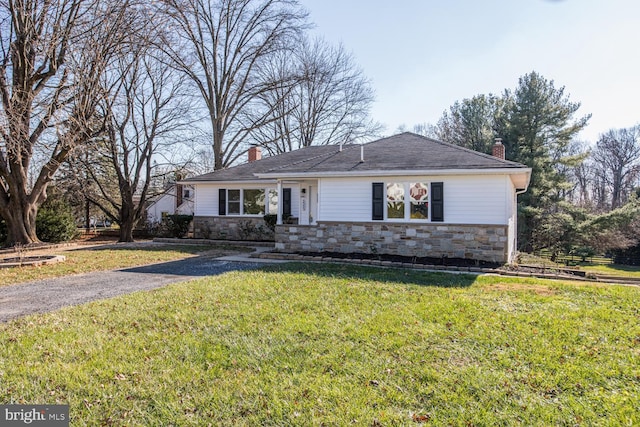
(71, 242, 250, 256)
(261, 262, 478, 288)
(119, 256, 262, 277)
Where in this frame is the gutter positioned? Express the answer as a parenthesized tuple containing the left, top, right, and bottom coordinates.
(254, 167, 532, 179)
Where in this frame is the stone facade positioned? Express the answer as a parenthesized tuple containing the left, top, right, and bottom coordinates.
(193, 216, 274, 241)
(275, 221, 509, 263)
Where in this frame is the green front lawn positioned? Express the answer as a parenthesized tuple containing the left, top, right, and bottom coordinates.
(1, 264, 638, 425)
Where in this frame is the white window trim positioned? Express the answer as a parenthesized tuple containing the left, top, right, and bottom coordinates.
(223, 188, 277, 216)
(384, 181, 432, 222)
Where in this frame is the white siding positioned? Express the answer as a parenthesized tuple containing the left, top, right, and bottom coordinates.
(319, 177, 372, 221)
(147, 192, 175, 222)
(194, 174, 514, 225)
(147, 186, 195, 222)
(194, 184, 219, 216)
(318, 174, 512, 225)
(443, 175, 510, 224)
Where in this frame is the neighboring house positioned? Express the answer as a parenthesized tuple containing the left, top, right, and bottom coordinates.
(146, 184, 195, 223)
(183, 133, 531, 263)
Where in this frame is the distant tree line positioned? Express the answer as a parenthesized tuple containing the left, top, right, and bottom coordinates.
(407, 71, 640, 261)
(0, 0, 379, 245)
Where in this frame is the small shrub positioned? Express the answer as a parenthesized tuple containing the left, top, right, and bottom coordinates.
(571, 246, 596, 262)
(163, 214, 193, 238)
(0, 219, 6, 245)
(263, 214, 277, 232)
(36, 198, 78, 242)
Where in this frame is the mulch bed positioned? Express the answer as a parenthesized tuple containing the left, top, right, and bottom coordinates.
(296, 251, 501, 269)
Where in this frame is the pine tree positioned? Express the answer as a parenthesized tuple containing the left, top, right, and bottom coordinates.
(501, 72, 590, 251)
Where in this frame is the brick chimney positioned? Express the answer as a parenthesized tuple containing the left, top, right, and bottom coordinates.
(248, 146, 262, 162)
(492, 138, 505, 160)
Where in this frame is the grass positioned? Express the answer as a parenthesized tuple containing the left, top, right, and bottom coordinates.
(580, 264, 640, 278)
(0, 243, 250, 286)
(0, 263, 638, 425)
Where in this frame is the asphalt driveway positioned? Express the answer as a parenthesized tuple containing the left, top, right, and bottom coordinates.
(0, 256, 265, 323)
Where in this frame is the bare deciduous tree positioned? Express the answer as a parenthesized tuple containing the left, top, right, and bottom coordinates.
(0, 0, 130, 245)
(591, 126, 640, 210)
(160, 0, 308, 169)
(251, 37, 381, 155)
(72, 45, 192, 242)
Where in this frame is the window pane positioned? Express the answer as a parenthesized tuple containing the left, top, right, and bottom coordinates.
(228, 201, 240, 215)
(387, 202, 405, 218)
(387, 183, 404, 219)
(410, 202, 429, 219)
(386, 183, 404, 201)
(410, 182, 429, 219)
(268, 190, 278, 215)
(243, 189, 265, 215)
(410, 183, 428, 202)
(227, 189, 241, 215)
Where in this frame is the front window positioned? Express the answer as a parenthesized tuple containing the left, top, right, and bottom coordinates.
(243, 189, 265, 215)
(224, 189, 268, 215)
(387, 183, 404, 219)
(410, 182, 429, 219)
(227, 190, 241, 214)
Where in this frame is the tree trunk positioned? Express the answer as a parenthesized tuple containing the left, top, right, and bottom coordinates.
(118, 220, 135, 243)
(118, 198, 137, 243)
(85, 198, 91, 233)
(213, 118, 225, 170)
(2, 199, 40, 246)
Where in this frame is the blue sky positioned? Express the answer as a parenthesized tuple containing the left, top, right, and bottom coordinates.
(300, 0, 640, 143)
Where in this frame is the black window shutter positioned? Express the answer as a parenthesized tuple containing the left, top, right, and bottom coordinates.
(218, 189, 226, 216)
(431, 182, 444, 222)
(282, 188, 291, 217)
(372, 182, 384, 220)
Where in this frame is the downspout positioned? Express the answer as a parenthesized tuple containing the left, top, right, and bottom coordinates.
(512, 188, 527, 263)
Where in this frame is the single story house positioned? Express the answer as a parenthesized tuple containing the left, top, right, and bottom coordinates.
(183, 133, 531, 263)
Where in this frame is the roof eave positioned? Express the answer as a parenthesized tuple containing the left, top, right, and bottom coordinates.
(180, 178, 276, 185)
(255, 167, 532, 179)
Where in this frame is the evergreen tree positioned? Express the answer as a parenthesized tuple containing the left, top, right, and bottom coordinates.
(501, 72, 590, 251)
(434, 94, 503, 154)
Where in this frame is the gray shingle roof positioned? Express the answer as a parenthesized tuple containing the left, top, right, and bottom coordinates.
(184, 132, 527, 182)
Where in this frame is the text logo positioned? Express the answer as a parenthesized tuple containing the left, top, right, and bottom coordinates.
(1, 405, 68, 426)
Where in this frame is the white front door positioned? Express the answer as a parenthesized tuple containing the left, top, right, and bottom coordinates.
(299, 185, 309, 225)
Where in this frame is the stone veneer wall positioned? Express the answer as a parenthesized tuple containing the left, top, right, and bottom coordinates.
(275, 222, 509, 263)
(193, 216, 274, 241)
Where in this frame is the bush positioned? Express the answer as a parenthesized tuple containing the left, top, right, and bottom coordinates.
(0, 218, 6, 245)
(163, 214, 193, 238)
(36, 198, 78, 243)
(263, 214, 277, 231)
